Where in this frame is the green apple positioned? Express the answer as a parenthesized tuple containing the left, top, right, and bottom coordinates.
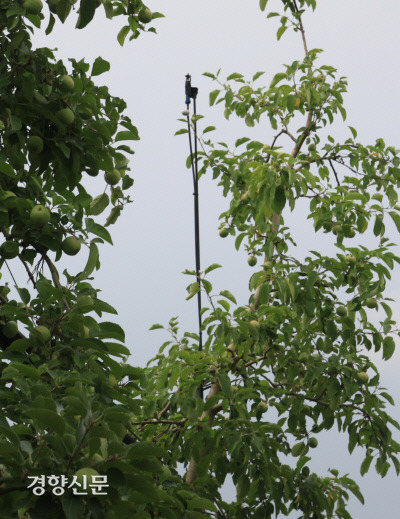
(256, 401, 268, 413)
(30, 205, 50, 227)
(247, 256, 257, 267)
(298, 352, 309, 363)
(219, 227, 229, 238)
(2, 321, 18, 338)
(336, 306, 347, 317)
(332, 225, 343, 235)
(307, 437, 318, 448)
(346, 254, 356, 264)
(31, 325, 51, 342)
(104, 169, 121, 186)
(62, 236, 81, 256)
(0, 241, 19, 259)
(74, 468, 99, 493)
(77, 295, 94, 308)
(365, 298, 378, 309)
(27, 136, 43, 154)
(57, 108, 75, 125)
(59, 75, 74, 93)
(23, 0, 43, 15)
(357, 371, 369, 384)
(138, 8, 152, 23)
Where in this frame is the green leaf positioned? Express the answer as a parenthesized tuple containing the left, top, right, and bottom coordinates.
(383, 336, 395, 360)
(115, 130, 139, 141)
(23, 409, 65, 436)
(105, 206, 122, 226)
(270, 72, 286, 88)
(259, 0, 268, 10)
(373, 214, 383, 236)
(219, 290, 237, 304)
(389, 211, 400, 233)
(128, 442, 167, 459)
(277, 25, 288, 40)
(186, 282, 200, 300)
(117, 25, 130, 46)
(86, 217, 113, 244)
(61, 493, 85, 519)
(252, 71, 265, 81)
(90, 193, 109, 216)
(272, 185, 286, 213)
(98, 322, 125, 343)
(149, 323, 163, 330)
(91, 57, 111, 77)
(209, 90, 220, 106)
(0, 162, 15, 177)
(56, 0, 72, 23)
(360, 453, 373, 476)
(216, 373, 231, 397)
(76, 0, 96, 29)
(203, 126, 216, 134)
(204, 263, 222, 275)
(187, 497, 217, 512)
(82, 241, 99, 277)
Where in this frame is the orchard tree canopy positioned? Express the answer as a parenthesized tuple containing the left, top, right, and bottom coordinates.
(0, 0, 400, 518)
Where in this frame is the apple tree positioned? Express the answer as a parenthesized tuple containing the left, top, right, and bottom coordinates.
(138, 1, 400, 518)
(0, 1, 196, 518)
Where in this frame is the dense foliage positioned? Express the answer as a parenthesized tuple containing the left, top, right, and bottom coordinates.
(0, 0, 399, 518)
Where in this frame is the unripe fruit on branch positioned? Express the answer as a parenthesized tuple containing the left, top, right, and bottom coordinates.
(138, 8, 152, 23)
(59, 75, 74, 93)
(256, 401, 268, 413)
(298, 352, 309, 363)
(2, 321, 18, 338)
(307, 437, 318, 448)
(74, 468, 99, 495)
(30, 205, 50, 227)
(357, 371, 369, 384)
(23, 0, 43, 15)
(62, 236, 81, 256)
(31, 325, 51, 342)
(0, 241, 19, 259)
(336, 306, 347, 317)
(332, 224, 342, 235)
(365, 298, 378, 309)
(57, 108, 75, 125)
(247, 256, 257, 267)
(219, 227, 229, 238)
(182, 109, 190, 116)
(346, 254, 356, 264)
(104, 169, 121, 186)
(27, 136, 43, 154)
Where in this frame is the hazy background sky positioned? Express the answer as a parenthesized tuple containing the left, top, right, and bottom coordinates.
(22, 0, 400, 516)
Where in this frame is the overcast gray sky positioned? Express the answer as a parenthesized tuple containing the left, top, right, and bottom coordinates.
(27, 1, 400, 516)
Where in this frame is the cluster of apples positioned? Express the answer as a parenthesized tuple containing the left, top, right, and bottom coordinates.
(0, 202, 81, 261)
(22, 0, 153, 25)
(2, 319, 50, 342)
(26, 73, 75, 164)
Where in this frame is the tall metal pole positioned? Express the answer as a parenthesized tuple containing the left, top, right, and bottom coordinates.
(184, 75, 203, 397)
